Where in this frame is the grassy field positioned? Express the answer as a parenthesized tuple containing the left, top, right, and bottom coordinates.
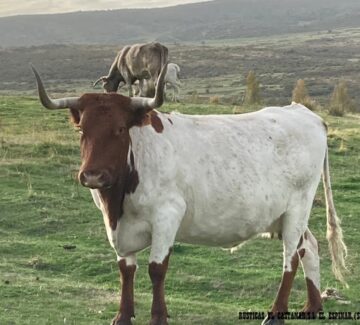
(0, 96, 359, 325)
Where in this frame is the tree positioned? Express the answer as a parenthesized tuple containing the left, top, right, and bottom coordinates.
(329, 81, 355, 116)
(292, 79, 308, 103)
(244, 70, 261, 105)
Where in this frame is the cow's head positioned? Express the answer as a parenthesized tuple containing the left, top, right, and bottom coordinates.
(31, 63, 167, 190)
(93, 75, 124, 93)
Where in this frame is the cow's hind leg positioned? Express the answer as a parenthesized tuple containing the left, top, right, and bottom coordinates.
(112, 255, 137, 325)
(298, 229, 323, 314)
(262, 206, 309, 325)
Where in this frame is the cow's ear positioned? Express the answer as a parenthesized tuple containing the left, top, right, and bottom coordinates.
(130, 107, 148, 127)
(70, 108, 81, 125)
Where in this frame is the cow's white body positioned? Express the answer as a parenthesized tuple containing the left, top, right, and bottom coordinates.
(33, 62, 346, 324)
(91, 103, 327, 265)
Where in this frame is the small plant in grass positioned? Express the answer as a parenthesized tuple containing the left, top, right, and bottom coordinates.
(292, 79, 321, 111)
(190, 90, 199, 104)
(329, 81, 355, 116)
(244, 70, 261, 105)
(209, 96, 220, 105)
(292, 79, 308, 103)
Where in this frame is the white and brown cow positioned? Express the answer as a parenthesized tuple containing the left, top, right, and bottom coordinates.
(31, 63, 347, 325)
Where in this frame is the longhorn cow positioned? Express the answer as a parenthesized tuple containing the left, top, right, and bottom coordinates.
(31, 64, 347, 325)
(93, 42, 168, 97)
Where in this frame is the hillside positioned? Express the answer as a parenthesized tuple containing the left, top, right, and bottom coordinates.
(1, 0, 360, 47)
(1, 28, 360, 107)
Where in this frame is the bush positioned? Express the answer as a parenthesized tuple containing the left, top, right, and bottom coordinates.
(328, 81, 355, 116)
(244, 70, 261, 105)
(301, 97, 322, 111)
(209, 96, 220, 104)
(190, 90, 199, 104)
(291, 79, 321, 111)
(292, 79, 308, 103)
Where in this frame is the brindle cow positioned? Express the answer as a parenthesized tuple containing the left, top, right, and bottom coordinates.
(93, 42, 168, 97)
(31, 63, 347, 325)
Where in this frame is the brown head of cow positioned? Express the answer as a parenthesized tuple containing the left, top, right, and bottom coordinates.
(31, 63, 167, 225)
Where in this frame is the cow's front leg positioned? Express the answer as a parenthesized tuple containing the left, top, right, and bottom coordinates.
(148, 200, 185, 325)
(149, 249, 171, 325)
(112, 255, 137, 325)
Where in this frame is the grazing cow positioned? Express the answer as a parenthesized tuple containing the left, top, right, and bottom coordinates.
(93, 42, 168, 97)
(31, 64, 347, 325)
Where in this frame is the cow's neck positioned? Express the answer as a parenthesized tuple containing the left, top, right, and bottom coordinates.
(99, 148, 139, 231)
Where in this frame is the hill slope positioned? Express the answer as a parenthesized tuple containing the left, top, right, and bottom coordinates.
(1, 0, 360, 47)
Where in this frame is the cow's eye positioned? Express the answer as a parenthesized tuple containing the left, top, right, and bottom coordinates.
(115, 127, 126, 136)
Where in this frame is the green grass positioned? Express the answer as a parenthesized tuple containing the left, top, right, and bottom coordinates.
(0, 96, 359, 324)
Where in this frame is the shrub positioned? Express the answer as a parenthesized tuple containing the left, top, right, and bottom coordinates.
(292, 79, 308, 103)
(209, 96, 220, 104)
(190, 90, 199, 104)
(244, 70, 261, 105)
(291, 79, 321, 111)
(329, 81, 355, 116)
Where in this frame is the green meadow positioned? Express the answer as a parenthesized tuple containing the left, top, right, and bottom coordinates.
(0, 96, 359, 324)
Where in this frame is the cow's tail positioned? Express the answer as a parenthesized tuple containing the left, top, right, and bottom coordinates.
(322, 147, 348, 286)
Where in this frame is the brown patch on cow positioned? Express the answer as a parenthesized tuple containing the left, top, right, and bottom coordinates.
(167, 118, 173, 125)
(99, 159, 139, 230)
(139, 111, 164, 133)
(271, 252, 299, 313)
(302, 278, 323, 313)
(150, 111, 164, 133)
(125, 150, 139, 194)
(148, 249, 172, 324)
(112, 259, 136, 323)
(298, 248, 306, 259)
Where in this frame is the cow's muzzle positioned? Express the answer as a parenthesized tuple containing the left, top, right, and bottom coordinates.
(78, 169, 113, 189)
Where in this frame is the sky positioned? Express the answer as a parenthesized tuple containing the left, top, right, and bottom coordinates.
(0, 0, 212, 17)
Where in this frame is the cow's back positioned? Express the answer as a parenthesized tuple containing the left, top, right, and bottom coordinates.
(122, 42, 168, 79)
(126, 104, 327, 247)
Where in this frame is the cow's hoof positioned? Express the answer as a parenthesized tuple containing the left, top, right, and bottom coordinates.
(261, 315, 285, 325)
(149, 316, 168, 325)
(111, 315, 133, 325)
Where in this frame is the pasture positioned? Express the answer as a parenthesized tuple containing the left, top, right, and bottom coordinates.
(0, 96, 359, 324)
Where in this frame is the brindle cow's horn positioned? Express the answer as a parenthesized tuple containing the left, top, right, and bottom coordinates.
(93, 76, 107, 88)
(30, 64, 79, 110)
(130, 62, 168, 111)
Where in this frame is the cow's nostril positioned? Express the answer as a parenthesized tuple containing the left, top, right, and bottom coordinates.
(79, 170, 111, 189)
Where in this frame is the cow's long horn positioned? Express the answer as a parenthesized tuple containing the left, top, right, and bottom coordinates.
(30, 64, 79, 109)
(130, 62, 168, 111)
(93, 76, 107, 88)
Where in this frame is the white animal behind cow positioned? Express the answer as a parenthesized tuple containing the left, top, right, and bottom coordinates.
(124, 63, 181, 101)
(164, 63, 181, 102)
